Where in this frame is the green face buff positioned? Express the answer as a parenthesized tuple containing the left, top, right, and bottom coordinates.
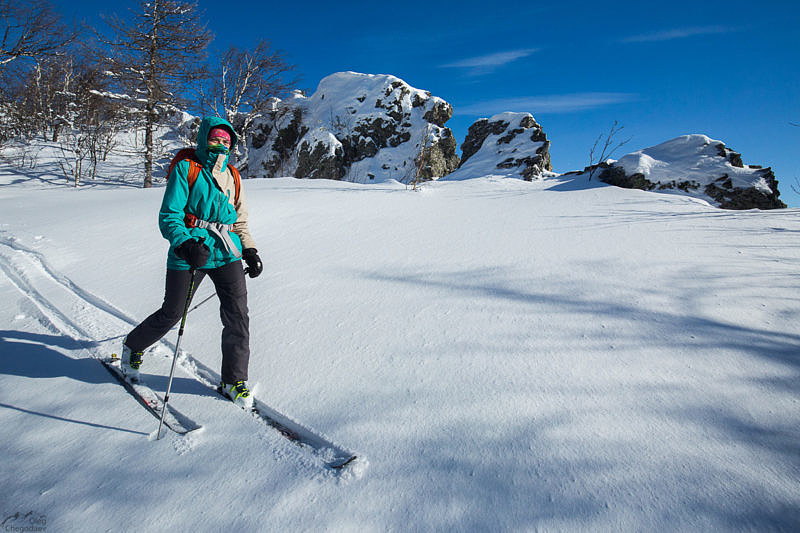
(208, 142, 230, 154)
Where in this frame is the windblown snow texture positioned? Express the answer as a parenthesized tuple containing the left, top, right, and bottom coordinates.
(0, 135, 798, 531)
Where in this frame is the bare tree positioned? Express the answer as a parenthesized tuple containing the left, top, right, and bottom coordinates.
(588, 120, 631, 181)
(202, 40, 296, 172)
(0, 0, 75, 69)
(0, 51, 72, 142)
(406, 125, 432, 191)
(42, 54, 123, 186)
(0, 0, 77, 144)
(30, 54, 75, 141)
(78, 59, 126, 179)
(58, 131, 89, 187)
(96, 0, 212, 187)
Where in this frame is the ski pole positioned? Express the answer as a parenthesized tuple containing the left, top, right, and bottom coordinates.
(185, 268, 249, 316)
(187, 291, 215, 315)
(157, 269, 197, 440)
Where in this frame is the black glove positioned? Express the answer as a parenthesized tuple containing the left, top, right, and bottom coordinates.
(242, 248, 263, 278)
(175, 238, 210, 269)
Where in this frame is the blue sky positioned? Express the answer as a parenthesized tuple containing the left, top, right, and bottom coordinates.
(57, 0, 800, 205)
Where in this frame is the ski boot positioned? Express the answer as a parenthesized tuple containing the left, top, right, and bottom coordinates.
(220, 380, 253, 409)
(120, 342, 144, 383)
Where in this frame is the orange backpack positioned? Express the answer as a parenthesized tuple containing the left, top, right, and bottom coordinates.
(166, 148, 241, 204)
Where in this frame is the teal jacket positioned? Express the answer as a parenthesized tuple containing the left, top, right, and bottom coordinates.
(159, 117, 254, 270)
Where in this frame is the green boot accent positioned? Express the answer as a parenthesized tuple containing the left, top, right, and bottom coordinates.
(121, 343, 144, 382)
(221, 380, 253, 409)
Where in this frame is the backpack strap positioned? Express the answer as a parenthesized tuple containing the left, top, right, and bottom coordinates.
(167, 148, 199, 183)
(228, 164, 241, 204)
(182, 160, 203, 228)
(187, 160, 202, 191)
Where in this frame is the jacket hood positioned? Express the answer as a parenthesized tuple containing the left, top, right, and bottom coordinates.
(196, 116, 238, 164)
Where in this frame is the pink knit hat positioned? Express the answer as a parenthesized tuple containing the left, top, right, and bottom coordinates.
(208, 127, 231, 143)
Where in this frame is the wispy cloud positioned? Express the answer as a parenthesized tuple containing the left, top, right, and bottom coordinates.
(440, 48, 539, 75)
(621, 25, 735, 43)
(454, 93, 638, 116)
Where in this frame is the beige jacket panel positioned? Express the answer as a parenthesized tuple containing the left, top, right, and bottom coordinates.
(212, 154, 257, 251)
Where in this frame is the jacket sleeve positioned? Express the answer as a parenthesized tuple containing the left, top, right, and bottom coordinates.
(158, 162, 193, 248)
(232, 183, 257, 250)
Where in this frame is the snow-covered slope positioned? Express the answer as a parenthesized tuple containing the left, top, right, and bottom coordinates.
(588, 134, 785, 209)
(1, 154, 798, 531)
(248, 72, 459, 183)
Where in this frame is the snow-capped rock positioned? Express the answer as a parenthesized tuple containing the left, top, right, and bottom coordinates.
(442, 112, 551, 181)
(247, 72, 459, 183)
(591, 135, 785, 209)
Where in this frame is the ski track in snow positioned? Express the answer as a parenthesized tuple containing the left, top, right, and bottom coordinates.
(0, 236, 358, 476)
(0, 235, 138, 331)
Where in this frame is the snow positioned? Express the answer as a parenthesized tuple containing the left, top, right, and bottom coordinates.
(1, 144, 799, 531)
(298, 127, 342, 158)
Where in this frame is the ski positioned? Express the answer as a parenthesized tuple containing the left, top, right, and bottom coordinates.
(102, 350, 356, 469)
(102, 355, 202, 435)
(216, 386, 358, 471)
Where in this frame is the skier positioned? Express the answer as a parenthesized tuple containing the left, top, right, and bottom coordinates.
(120, 116, 263, 408)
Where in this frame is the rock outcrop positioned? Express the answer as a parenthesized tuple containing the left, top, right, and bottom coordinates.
(239, 73, 784, 210)
(443, 112, 551, 181)
(588, 135, 785, 209)
(247, 72, 460, 183)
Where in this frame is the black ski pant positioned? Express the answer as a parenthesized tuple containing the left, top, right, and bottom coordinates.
(125, 260, 250, 383)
